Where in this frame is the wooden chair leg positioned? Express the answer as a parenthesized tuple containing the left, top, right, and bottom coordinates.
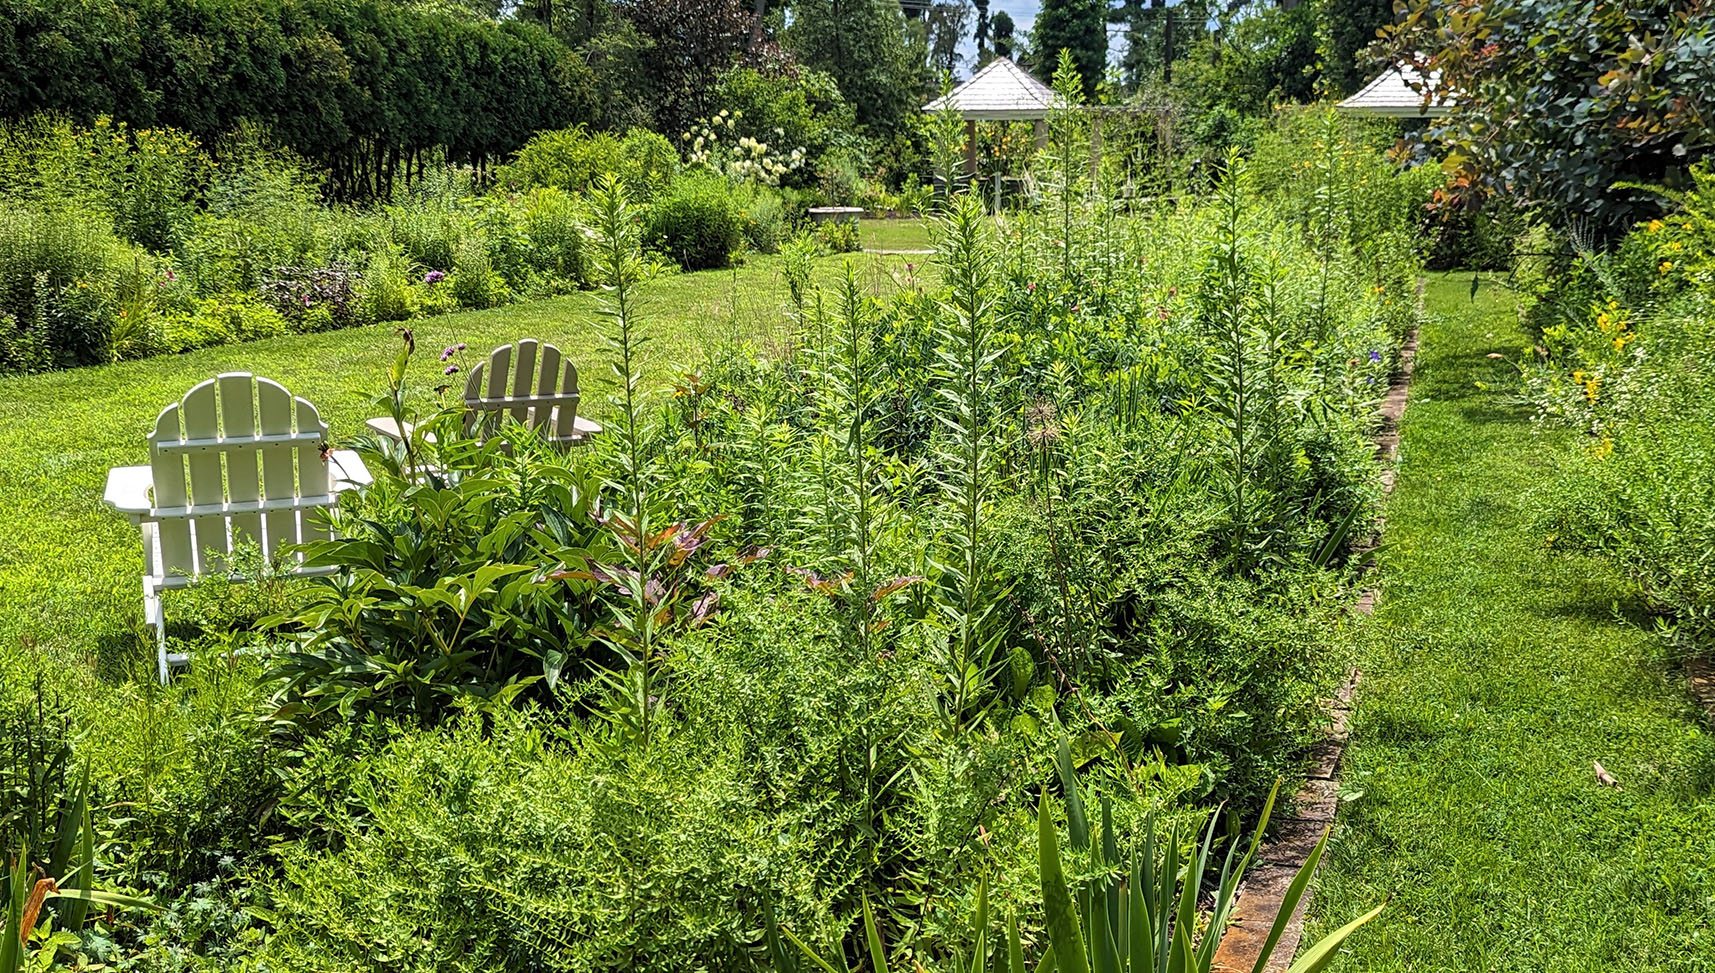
(144, 578, 169, 684)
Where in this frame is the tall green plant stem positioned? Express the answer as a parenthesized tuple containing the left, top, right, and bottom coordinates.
(934, 193, 1006, 732)
(589, 176, 659, 749)
(1049, 50, 1084, 283)
(829, 261, 878, 652)
(1207, 151, 1256, 558)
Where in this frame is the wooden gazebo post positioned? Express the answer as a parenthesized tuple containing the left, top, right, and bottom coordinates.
(922, 57, 1060, 201)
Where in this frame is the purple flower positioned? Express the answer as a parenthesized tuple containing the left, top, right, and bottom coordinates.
(441, 346, 456, 361)
(164, 269, 176, 282)
(444, 364, 459, 375)
(1369, 350, 1382, 363)
(303, 295, 313, 307)
(456, 342, 466, 351)
(424, 270, 446, 285)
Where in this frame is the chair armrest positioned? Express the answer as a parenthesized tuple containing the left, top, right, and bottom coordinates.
(327, 449, 373, 489)
(104, 465, 154, 518)
(365, 416, 413, 440)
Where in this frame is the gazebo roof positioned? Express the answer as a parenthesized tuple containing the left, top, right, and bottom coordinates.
(1338, 62, 1454, 118)
(923, 57, 1060, 121)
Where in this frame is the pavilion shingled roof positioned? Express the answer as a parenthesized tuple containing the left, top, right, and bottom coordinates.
(922, 57, 1061, 122)
(1337, 62, 1454, 118)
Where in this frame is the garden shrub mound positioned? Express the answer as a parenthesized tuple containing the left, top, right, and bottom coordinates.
(0, 109, 1427, 970)
(1525, 160, 1715, 657)
(0, 119, 784, 374)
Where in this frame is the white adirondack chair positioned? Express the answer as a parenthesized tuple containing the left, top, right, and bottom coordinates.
(365, 338, 602, 447)
(103, 373, 371, 683)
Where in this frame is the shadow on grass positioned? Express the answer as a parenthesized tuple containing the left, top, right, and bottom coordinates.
(93, 628, 154, 685)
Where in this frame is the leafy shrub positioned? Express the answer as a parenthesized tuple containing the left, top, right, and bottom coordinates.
(815, 216, 861, 254)
(518, 187, 587, 284)
(646, 174, 743, 270)
(450, 237, 512, 310)
(683, 109, 809, 186)
(1528, 293, 1715, 648)
(815, 146, 867, 206)
(266, 373, 688, 725)
(1521, 165, 1715, 656)
(258, 264, 363, 331)
(498, 126, 678, 199)
(0, 117, 209, 253)
(159, 295, 289, 353)
(357, 246, 417, 323)
(1425, 192, 1530, 271)
(385, 202, 461, 273)
(177, 211, 316, 296)
(734, 184, 788, 254)
(712, 65, 854, 182)
(0, 207, 128, 369)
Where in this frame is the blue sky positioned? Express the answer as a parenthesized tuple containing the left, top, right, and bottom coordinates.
(954, 0, 1039, 73)
(950, 0, 1213, 79)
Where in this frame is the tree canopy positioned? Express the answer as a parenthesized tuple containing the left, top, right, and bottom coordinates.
(785, 0, 922, 137)
(1386, 0, 1715, 227)
(1031, 0, 1105, 96)
(0, 0, 596, 198)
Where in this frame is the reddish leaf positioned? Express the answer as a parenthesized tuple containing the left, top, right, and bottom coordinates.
(689, 590, 720, 627)
(871, 575, 926, 602)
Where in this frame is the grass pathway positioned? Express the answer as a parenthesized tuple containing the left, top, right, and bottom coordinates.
(1304, 275, 1715, 969)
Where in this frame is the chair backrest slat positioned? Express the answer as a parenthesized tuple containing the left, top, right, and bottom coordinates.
(459, 340, 584, 445)
(294, 396, 331, 545)
(149, 402, 195, 578)
(257, 377, 300, 558)
(511, 338, 538, 425)
(143, 373, 336, 582)
(553, 357, 579, 440)
(220, 373, 263, 556)
(181, 380, 226, 574)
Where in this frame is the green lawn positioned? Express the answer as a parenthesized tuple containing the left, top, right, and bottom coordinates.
(860, 217, 935, 251)
(0, 247, 920, 672)
(1305, 275, 1715, 969)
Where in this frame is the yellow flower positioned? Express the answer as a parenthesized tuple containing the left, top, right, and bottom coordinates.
(1647, 219, 1664, 233)
(1661, 260, 1675, 273)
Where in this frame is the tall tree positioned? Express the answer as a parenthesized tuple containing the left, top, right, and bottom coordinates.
(973, 0, 990, 63)
(926, 0, 971, 75)
(1319, 0, 1392, 94)
(1386, 0, 1715, 228)
(613, 0, 760, 134)
(991, 9, 1014, 59)
(786, 0, 919, 135)
(1030, 0, 1104, 95)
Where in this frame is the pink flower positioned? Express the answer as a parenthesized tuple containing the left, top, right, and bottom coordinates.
(444, 364, 459, 375)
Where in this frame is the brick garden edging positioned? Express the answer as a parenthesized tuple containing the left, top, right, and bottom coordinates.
(1209, 319, 1421, 973)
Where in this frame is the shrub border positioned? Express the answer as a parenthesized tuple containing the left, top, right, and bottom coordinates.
(1210, 291, 1423, 972)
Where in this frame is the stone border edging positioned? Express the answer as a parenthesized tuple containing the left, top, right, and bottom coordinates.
(1210, 317, 1421, 973)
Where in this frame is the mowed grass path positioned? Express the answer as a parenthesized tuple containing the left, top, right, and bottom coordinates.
(1306, 275, 1715, 969)
(0, 239, 925, 673)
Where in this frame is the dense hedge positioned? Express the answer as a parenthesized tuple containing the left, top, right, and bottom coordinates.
(0, 0, 597, 198)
